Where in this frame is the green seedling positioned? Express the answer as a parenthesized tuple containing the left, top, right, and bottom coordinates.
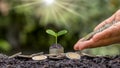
(46, 29, 68, 44)
(46, 29, 68, 54)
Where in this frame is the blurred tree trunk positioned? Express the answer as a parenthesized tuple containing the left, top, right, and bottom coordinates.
(6, 11, 25, 50)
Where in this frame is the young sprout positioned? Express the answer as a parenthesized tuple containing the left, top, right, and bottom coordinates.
(46, 29, 68, 54)
(46, 29, 68, 44)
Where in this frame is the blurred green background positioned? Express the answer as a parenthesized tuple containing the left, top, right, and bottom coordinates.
(0, 0, 120, 56)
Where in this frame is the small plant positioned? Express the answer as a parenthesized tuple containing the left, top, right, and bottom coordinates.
(46, 29, 68, 54)
(46, 29, 68, 44)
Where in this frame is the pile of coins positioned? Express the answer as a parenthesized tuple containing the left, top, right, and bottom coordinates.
(32, 52, 81, 60)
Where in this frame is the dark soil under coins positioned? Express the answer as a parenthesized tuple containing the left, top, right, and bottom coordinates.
(0, 54, 120, 68)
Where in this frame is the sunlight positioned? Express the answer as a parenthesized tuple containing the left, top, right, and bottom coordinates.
(44, 0, 55, 5)
(14, 0, 81, 26)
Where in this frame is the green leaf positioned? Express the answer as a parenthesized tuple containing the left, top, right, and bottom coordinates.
(46, 29, 57, 37)
(57, 30, 68, 36)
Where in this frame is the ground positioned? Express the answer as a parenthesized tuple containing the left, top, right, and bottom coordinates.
(0, 54, 120, 68)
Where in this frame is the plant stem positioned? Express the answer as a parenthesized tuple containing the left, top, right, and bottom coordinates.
(55, 36, 57, 45)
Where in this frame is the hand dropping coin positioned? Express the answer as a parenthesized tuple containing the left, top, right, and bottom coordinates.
(82, 21, 118, 41)
(32, 55, 47, 61)
(66, 52, 80, 59)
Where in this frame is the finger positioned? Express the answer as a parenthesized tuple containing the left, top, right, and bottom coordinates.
(86, 35, 120, 48)
(74, 39, 82, 50)
(74, 37, 87, 50)
(74, 33, 120, 50)
(92, 22, 120, 42)
(74, 39, 94, 50)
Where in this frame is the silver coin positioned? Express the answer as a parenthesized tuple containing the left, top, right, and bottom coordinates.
(66, 52, 80, 59)
(32, 55, 47, 60)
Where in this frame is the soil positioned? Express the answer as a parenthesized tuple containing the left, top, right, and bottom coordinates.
(0, 53, 120, 68)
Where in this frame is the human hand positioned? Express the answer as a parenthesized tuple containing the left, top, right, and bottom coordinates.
(74, 10, 120, 50)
